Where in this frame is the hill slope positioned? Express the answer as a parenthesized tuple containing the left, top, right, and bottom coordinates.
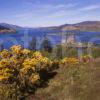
(34, 60, 100, 100)
(0, 25, 16, 33)
(0, 25, 9, 30)
(48, 21, 100, 32)
(0, 23, 22, 30)
(0, 23, 22, 33)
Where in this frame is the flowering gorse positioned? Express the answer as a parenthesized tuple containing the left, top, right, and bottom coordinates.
(0, 49, 11, 58)
(0, 45, 92, 99)
(0, 45, 53, 86)
(61, 57, 79, 66)
(82, 55, 92, 64)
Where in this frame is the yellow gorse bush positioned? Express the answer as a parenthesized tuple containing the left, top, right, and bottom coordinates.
(0, 45, 92, 99)
(0, 45, 53, 85)
(82, 55, 92, 63)
(61, 57, 79, 65)
(22, 49, 31, 55)
(29, 74, 40, 84)
(11, 45, 22, 55)
(0, 49, 11, 58)
(0, 59, 14, 81)
(0, 45, 92, 83)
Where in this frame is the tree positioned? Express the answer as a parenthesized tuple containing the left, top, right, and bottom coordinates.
(29, 37, 37, 51)
(41, 36, 52, 53)
(0, 43, 4, 51)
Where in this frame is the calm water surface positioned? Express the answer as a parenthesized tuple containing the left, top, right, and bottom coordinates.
(0, 29, 100, 49)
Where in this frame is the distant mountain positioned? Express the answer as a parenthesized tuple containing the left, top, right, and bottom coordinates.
(0, 25, 9, 30)
(1, 21, 100, 33)
(0, 24, 16, 33)
(0, 23, 22, 30)
(48, 21, 100, 32)
(0, 23, 24, 33)
(74, 21, 100, 26)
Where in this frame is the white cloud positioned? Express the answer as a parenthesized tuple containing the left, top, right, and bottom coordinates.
(42, 9, 78, 19)
(79, 4, 100, 11)
(13, 2, 77, 20)
(40, 3, 77, 9)
(23, 0, 77, 12)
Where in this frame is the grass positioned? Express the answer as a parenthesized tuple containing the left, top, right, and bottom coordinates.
(27, 59, 100, 100)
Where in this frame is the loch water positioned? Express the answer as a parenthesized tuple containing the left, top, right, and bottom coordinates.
(0, 29, 100, 49)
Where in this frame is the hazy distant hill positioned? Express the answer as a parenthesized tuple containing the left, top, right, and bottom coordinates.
(0, 25, 9, 30)
(74, 21, 100, 31)
(0, 23, 23, 33)
(0, 21, 100, 33)
(0, 23, 22, 30)
(47, 21, 100, 32)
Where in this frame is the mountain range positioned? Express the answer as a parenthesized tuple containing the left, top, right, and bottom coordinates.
(0, 23, 22, 29)
(47, 21, 100, 32)
(0, 23, 22, 33)
(0, 21, 100, 33)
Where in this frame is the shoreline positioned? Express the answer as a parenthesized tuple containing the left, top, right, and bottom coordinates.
(0, 29, 16, 34)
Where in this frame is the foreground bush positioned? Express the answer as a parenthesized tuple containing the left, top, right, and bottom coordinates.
(0, 45, 93, 99)
(0, 45, 55, 99)
(61, 57, 79, 66)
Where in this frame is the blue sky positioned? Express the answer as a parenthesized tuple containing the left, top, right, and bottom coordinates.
(0, 0, 100, 27)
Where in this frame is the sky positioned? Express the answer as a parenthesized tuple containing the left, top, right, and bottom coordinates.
(0, 0, 100, 27)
